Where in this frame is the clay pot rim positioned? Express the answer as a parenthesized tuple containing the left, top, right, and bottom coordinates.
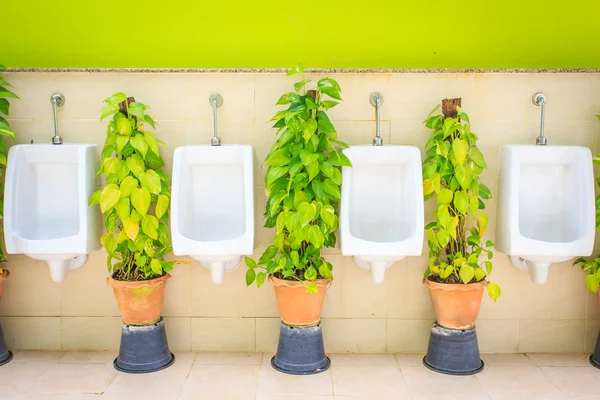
(423, 277, 487, 292)
(268, 274, 331, 288)
(0, 269, 10, 281)
(107, 273, 171, 289)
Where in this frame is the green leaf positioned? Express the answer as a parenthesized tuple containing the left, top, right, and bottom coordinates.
(294, 79, 311, 92)
(423, 179, 434, 196)
(484, 261, 493, 275)
(265, 149, 290, 166)
(327, 151, 352, 167)
(115, 197, 131, 222)
(323, 179, 340, 199)
(143, 131, 160, 155)
(142, 215, 159, 239)
(319, 263, 333, 280)
(307, 225, 324, 248)
(150, 259, 162, 275)
(469, 195, 479, 216)
(0, 86, 19, 99)
(586, 274, 600, 293)
(320, 205, 336, 227)
(303, 118, 318, 142)
(130, 133, 148, 158)
(100, 104, 119, 120)
(322, 100, 339, 110)
(436, 230, 450, 247)
(276, 92, 300, 105)
(116, 118, 133, 136)
(101, 233, 117, 254)
(455, 165, 473, 190)
(470, 146, 487, 168)
(156, 194, 169, 219)
(320, 162, 342, 185)
(319, 86, 342, 100)
(140, 170, 161, 194)
(119, 176, 138, 198)
(123, 217, 139, 240)
(299, 149, 319, 165)
(474, 268, 486, 281)
(487, 282, 501, 301)
(126, 154, 145, 177)
(115, 134, 129, 153)
(459, 265, 475, 284)
(454, 191, 469, 215)
(479, 184, 492, 199)
(317, 111, 336, 133)
(447, 216, 459, 239)
(437, 188, 453, 205)
(142, 115, 157, 129)
(265, 166, 287, 186)
(288, 156, 302, 177)
(311, 179, 325, 201)
(89, 189, 102, 205)
(304, 266, 317, 281)
(245, 268, 256, 286)
(287, 64, 304, 76)
(0, 98, 9, 115)
(477, 213, 488, 237)
(451, 139, 468, 166)
(104, 92, 127, 106)
(290, 250, 299, 265)
(100, 184, 121, 213)
(438, 205, 450, 229)
(131, 187, 151, 216)
(306, 160, 319, 181)
(245, 256, 257, 269)
(127, 102, 149, 118)
(0, 77, 12, 88)
(256, 272, 267, 287)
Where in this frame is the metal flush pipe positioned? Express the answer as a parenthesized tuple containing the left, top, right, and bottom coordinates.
(209, 93, 223, 146)
(50, 93, 65, 145)
(532, 92, 547, 146)
(370, 92, 384, 146)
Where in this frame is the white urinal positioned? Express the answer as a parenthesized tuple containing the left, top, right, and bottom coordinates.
(3, 144, 101, 282)
(496, 145, 595, 284)
(340, 145, 424, 284)
(171, 145, 254, 284)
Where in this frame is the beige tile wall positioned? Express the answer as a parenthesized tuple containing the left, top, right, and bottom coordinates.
(1, 72, 599, 353)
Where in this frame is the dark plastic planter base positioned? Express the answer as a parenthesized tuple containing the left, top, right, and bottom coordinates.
(271, 322, 330, 375)
(423, 322, 484, 376)
(589, 330, 600, 369)
(0, 322, 13, 366)
(113, 317, 174, 374)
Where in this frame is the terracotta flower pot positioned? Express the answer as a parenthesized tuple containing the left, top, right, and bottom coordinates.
(0, 270, 9, 299)
(107, 274, 170, 326)
(270, 275, 330, 327)
(424, 278, 487, 330)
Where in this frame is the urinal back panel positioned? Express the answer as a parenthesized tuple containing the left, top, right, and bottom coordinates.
(12, 146, 80, 240)
(172, 145, 254, 252)
(340, 145, 424, 256)
(497, 145, 594, 255)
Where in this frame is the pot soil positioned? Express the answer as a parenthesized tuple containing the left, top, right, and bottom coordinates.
(107, 274, 170, 326)
(270, 275, 330, 327)
(424, 278, 487, 330)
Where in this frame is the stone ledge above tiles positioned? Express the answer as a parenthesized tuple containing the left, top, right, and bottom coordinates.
(5, 68, 600, 73)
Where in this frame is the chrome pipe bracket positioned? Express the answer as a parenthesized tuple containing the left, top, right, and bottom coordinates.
(50, 93, 65, 145)
(370, 92, 384, 146)
(209, 93, 223, 146)
(532, 92, 547, 146)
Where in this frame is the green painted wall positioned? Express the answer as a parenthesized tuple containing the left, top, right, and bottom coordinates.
(4, 0, 600, 68)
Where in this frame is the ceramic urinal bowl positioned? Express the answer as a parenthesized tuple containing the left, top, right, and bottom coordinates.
(171, 145, 254, 284)
(340, 145, 424, 284)
(3, 144, 101, 282)
(496, 145, 595, 284)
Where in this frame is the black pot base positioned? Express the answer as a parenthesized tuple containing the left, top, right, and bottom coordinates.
(423, 322, 484, 376)
(0, 322, 12, 366)
(423, 355, 484, 376)
(589, 354, 600, 369)
(271, 323, 330, 375)
(114, 317, 174, 374)
(114, 352, 175, 374)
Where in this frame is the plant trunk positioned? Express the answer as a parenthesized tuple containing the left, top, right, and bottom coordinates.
(442, 98, 461, 119)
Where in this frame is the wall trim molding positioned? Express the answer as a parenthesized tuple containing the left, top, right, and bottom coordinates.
(4, 68, 600, 74)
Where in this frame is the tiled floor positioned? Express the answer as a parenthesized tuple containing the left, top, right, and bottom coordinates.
(0, 351, 598, 399)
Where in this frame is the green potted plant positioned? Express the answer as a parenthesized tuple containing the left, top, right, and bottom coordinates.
(89, 92, 176, 373)
(574, 114, 600, 368)
(0, 63, 17, 366)
(245, 64, 350, 374)
(421, 98, 500, 375)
